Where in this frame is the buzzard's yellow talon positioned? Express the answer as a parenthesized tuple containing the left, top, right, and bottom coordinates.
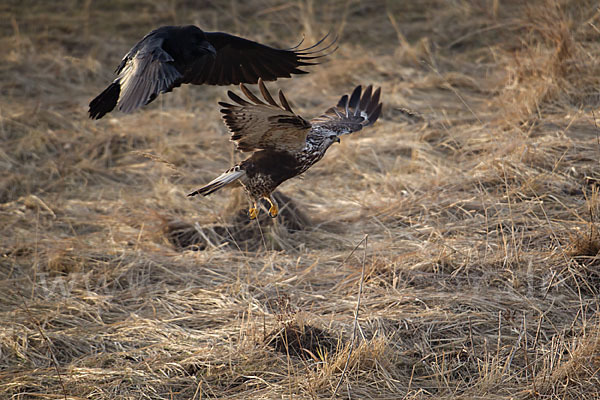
(268, 204, 279, 218)
(249, 207, 258, 220)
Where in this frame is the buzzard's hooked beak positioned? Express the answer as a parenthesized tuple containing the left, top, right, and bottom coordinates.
(334, 136, 340, 143)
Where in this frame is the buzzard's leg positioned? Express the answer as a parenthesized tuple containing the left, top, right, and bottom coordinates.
(264, 195, 279, 218)
(248, 202, 259, 220)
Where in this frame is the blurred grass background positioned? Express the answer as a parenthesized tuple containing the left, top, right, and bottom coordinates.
(2, 0, 600, 398)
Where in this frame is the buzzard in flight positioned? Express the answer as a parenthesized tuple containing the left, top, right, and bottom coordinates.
(188, 79, 382, 219)
(89, 25, 335, 119)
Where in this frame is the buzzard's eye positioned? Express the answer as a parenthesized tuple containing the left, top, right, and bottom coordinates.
(330, 135, 340, 143)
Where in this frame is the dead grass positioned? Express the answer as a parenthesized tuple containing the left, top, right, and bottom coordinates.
(2, 0, 600, 398)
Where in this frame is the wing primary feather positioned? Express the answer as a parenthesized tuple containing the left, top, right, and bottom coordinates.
(239, 83, 266, 105)
(367, 103, 383, 124)
(345, 95, 350, 117)
(366, 87, 381, 116)
(258, 78, 278, 106)
(297, 40, 339, 57)
(337, 94, 348, 109)
(298, 40, 339, 58)
(227, 90, 252, 106)
(287, 34, 306, 50)
(359, 85, 373, 110)
(278, 90, 293, 112)
(296, 31, 331, 52)
(295, 57, 328, 63)
(288, 68, 310, 75)
(348, 86, 362, 115)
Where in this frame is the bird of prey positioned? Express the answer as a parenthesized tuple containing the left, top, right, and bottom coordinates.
(88, 25, 335, 119)
(188, 79, 382, 219)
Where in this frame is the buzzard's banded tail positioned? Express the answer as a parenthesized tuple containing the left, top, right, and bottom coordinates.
(188, 166, 245, 197)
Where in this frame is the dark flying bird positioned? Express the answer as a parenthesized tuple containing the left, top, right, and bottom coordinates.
(88, 25, 335, 119)
(188, 79, 382, 219)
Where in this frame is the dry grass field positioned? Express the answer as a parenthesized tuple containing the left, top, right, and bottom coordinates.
(2, 0, 600, 398)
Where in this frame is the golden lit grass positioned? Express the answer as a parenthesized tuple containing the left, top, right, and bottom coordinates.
(2, 0, 600, 398)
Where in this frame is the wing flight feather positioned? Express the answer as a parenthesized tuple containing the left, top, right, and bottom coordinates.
(219, 78, 311, 153)
(312, 85, 382, 136)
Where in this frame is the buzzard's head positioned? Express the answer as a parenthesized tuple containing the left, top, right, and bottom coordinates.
(307, 133, 340, 155)
(326, 135, 341, 150)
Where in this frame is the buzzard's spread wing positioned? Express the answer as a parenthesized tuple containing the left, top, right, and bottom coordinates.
(189, 83, 384, 220)
(89, 25, 336, 119)
(312, 85, 382, 135)
(186, 32, 335, 86)
(219, 78, 311, 153)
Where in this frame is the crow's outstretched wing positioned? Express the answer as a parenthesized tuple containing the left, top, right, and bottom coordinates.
(89, 25, 335, 119)
(187, 31, 335, 86)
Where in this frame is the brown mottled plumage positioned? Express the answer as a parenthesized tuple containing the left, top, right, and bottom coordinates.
(188, 79, 382, 219)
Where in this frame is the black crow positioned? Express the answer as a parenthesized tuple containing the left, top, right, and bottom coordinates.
(89, 25, 335, 119)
